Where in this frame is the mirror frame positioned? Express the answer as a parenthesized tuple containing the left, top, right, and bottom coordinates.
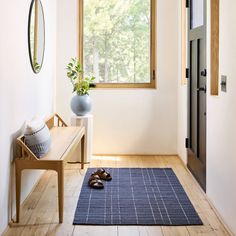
(28, 0, 45, 74)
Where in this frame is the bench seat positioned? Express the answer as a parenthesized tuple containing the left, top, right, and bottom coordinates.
(42, 126, 84, 161)
(15, 114, 85, 224)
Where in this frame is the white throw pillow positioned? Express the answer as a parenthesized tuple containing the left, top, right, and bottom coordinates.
(24, 116, 51, 158)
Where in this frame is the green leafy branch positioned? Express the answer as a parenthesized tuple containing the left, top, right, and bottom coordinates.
(66, 58, 95, 95)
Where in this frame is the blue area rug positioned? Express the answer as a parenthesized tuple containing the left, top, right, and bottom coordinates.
(73, 168, 203, 225)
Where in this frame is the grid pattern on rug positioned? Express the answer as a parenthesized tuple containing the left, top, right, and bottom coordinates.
(73, 168, 203, 225)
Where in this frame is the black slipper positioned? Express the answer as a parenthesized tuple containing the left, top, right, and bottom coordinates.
(88, 174, 104, 189)
(93, 168, 112, 181)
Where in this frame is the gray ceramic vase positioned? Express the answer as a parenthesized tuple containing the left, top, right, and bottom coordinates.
(70, 94, 92, 116)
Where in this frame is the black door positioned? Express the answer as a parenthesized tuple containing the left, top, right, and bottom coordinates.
(187, 0, 207, 191)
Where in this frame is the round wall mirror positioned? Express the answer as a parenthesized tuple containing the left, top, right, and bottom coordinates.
(28, 0, 45, 74)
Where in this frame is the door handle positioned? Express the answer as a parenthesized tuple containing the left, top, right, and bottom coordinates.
(201, 69, 207, 77)
(197, 86, 206, 92)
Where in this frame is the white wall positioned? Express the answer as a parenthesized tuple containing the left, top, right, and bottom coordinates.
(0, 0, 57, 234)
(206, 0, 236, 234)
(177, 1, 236, 234)
(56, 0, 179, 155)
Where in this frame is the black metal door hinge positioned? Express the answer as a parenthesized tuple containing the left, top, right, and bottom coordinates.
(186, 0, 189, 8)
(185, 138, 189, 148)
(186, 68, 189, 79)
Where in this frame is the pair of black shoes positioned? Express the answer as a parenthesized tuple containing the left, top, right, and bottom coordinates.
(88, 168, 112, 189)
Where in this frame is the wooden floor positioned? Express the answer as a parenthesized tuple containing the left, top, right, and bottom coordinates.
(4, 156, 231, 236)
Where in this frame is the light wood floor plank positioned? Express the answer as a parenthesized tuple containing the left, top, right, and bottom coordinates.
(19, 172, 58, 236)
(118, 226, 139, 236)
(3, 155, 231, 236)
(6, 171, 54, 236)
(140, 226, 163, 236)
(73, 226, 117, 236)
(187, 225, 216, 236)
(162, 226, 190, 236)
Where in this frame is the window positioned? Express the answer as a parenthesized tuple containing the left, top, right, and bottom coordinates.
(78, 0, 156, 88)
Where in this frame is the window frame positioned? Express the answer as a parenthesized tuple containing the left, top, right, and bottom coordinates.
(78, 0, 157, 89)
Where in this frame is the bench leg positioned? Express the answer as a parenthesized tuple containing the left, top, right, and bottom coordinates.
(57, 164, 64, 223)
(81, 135, 85, 169)
(15, 165, 22, 223)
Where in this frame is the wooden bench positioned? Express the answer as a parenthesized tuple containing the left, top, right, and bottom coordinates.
(15, 113, 85, 223)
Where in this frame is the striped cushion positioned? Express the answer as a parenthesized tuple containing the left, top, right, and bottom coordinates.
(24, 117, 51, 158)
